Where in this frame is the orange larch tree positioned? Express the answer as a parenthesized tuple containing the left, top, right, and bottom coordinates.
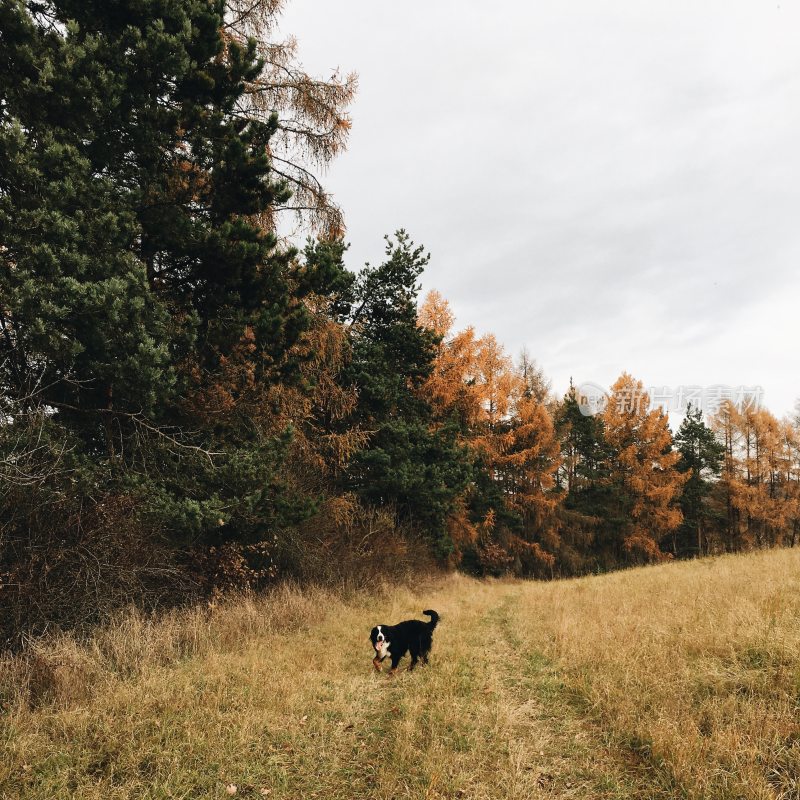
(225, 0, 357, 236)
(494, 391, 562, 575)
(711, 403, 798, 549)
(417, 292, 564, 574)
(602, 373, 685, 563)
(418, 291, 483, 430)
(785, 418, 800, 546)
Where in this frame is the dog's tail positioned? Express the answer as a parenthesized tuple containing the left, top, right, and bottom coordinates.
(423, 609, 439, 630)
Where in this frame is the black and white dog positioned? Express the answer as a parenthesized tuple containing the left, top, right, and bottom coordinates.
(370, 610, 439, 674)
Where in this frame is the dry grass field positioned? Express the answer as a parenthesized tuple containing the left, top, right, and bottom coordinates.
(2, 548, 800, 799)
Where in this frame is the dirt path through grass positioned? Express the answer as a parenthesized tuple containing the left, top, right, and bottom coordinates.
(486, 589, 678, 799)
(5, 550, 800, 799)
(3, 579, 674, 800)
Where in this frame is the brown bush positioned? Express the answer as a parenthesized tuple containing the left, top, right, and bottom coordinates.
(1, 491, 193, 648)
(279, 495, 440, 587)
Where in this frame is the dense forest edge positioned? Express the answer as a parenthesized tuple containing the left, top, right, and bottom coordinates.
(1, 0, 799, 647)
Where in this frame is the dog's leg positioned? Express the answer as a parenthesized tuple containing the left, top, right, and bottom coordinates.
(372, 656, 383, 672)
(420, 633, 432, 666)
(389, 652, 403, 675)
(421, 641, 431, 665)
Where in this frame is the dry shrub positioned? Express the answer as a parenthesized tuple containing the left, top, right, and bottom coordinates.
(281, 495, 440, 587)
(475, 540, 516, 576)
(1, 492, 193, 648)
(189, 538, 279, 599)
(0, 639, 103, 709)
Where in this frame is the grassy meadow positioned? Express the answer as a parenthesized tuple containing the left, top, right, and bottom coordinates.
(2, 548, 800, 799)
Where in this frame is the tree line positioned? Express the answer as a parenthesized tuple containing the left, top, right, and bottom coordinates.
(1, 0, 798, 643)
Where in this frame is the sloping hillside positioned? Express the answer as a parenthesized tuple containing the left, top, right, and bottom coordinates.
(3, 548, 800, 799)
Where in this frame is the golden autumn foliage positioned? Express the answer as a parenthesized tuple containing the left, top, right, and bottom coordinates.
(712, 401, 800, 550)
(602, 373, 686, 562)
(183, 292, 367, 486)
(498, 394, 561, 524)
(177, 281, 799, 583)
(418, 292, 563, 574)
(418, 291, 483, 428)
(177, 295, 372, 591)
(224, 0, 357, 235)
(278, 307, 369, 480)
(490, 391, 562, 576)
(473, 333, 518, 436)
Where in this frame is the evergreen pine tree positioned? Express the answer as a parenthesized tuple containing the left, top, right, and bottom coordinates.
(554, 385, 614, 571)
(674, 404, 724, 556)
(0, 1, 351, 618)
(343, 232, 472, 554)
(0, 0, 317, 430)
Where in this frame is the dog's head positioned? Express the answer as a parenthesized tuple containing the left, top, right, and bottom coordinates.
(370, 624, 390, 657)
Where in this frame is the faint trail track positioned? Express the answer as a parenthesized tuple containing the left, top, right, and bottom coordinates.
(4, 550, 799, 799)
(487, 589, 679, 799)
(339, 584, 676, 799)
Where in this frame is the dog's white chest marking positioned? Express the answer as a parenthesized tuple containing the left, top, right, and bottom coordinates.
(375, 626, 391, 658)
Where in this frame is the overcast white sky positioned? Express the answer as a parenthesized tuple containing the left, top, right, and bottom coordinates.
(278, 1, 800, 420)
